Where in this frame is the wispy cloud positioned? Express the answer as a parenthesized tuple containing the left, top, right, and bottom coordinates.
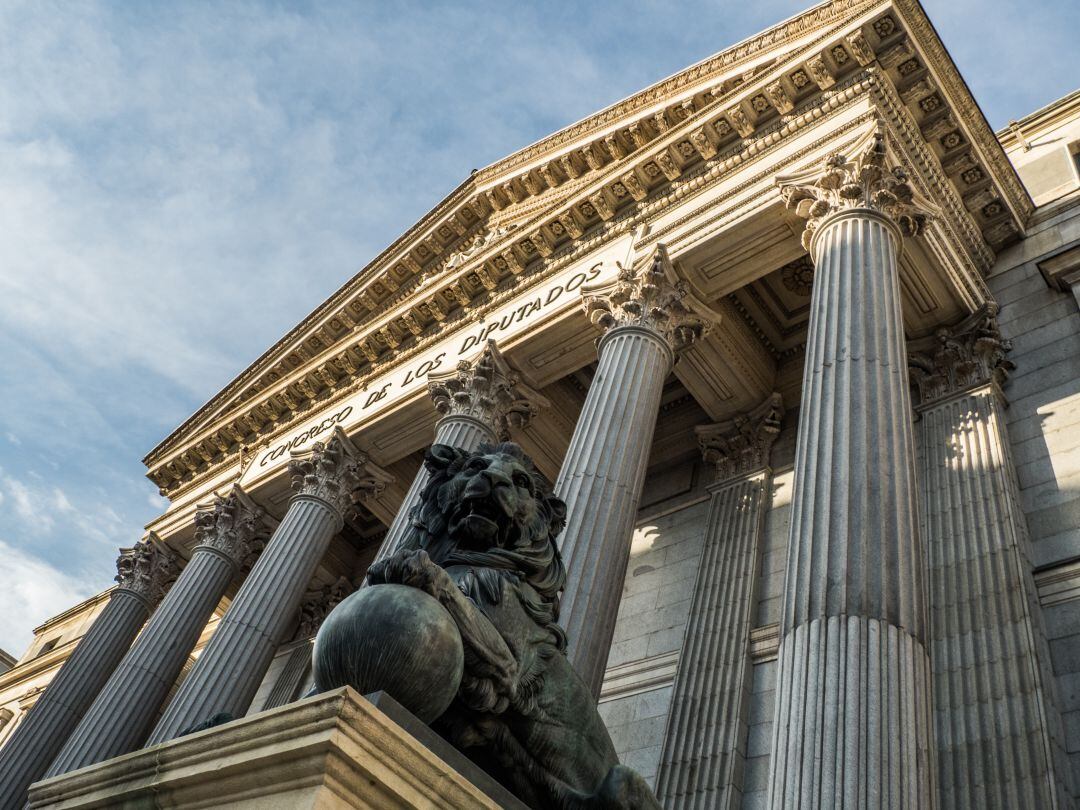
(0, 539, 99, 656)
(0, 0, 1073, 653)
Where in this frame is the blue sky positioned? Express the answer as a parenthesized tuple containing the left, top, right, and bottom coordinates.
(0, 0, 1076, 655)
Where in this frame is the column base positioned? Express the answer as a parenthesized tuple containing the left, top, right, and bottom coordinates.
(28, 688, 526, 810)
(768, 616, 935, 810)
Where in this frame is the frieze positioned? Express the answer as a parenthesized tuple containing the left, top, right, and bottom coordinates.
(240, 237, 632, 488)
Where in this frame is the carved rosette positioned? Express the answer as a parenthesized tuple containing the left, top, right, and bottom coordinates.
(779, 128, 932, 252)
(427, 340, 544, 439)
(583, 247, 711, 355)
(114, 538, 179, 607)
(696, 393, 784, 483)
(296, 575, 353, 640)
(909, 304, 1015, 405)
(193, 487, 267, 572)
(288, 429, 392, 520)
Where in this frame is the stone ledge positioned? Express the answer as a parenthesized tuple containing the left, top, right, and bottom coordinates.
(28, 687, 520, 810)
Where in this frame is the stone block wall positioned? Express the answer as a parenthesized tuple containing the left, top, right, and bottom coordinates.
(989, 199, 1080, 800)
(598, 496, 709, 785)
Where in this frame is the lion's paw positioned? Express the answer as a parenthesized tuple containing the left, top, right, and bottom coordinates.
(368, 549, 451, 597)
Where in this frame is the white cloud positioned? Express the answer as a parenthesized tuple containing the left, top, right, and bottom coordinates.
(0, 539, 100, 656)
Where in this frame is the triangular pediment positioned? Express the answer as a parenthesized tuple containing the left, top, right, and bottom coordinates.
(145, 0, 1031, 502)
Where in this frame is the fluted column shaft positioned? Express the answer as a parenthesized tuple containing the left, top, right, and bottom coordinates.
(148, 495, 340, 743)
(375, 414, 496, 562)
(557, 325, 673, 697)
(0, 589, 151, 807)
(45, 547, 236, 775)
(656, 470, 771, 809)
(921, 385, 1072, 808)
(767, 210, 933, 809)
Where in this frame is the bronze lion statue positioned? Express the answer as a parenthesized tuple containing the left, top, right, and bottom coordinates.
(368, 442, 661, 810)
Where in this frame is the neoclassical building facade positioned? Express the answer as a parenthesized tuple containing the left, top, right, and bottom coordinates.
(3, 1, 1080, 807)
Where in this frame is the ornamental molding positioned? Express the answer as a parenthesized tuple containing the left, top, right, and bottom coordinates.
(777, 124, 937, 251)
(288, 427, 394, 522)
(427, 340, 549, 439)
(697, 393, 785, 483)
(144, 2, 1023, 498)
(296, 576, 353, 640)
(115, 537, 180, 607)
(583, 243, 721, 355)
(908, 303, 1015, 406)
(192, 485, 275, 573)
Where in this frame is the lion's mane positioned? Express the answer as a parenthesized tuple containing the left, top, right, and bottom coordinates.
(406, 442, 568, 650)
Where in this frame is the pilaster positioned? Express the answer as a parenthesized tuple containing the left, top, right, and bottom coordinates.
(910, 307, 1074, 808)
(148, 430, 389, 743)
(656, 394, 782, 810)
(0, 540, 177, 808)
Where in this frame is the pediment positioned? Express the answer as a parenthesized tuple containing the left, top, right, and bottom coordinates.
(145, 0, 1033, 501)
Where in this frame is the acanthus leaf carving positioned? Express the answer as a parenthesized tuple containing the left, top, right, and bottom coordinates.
(582, 244, 719, 356)
(296, 575, 353, 640)
(908, 304, 1015, 405)
(778, 126, 933, 251)
(696, 393, 784, 483)
(193, 485, 271, 573)
(288, 428, 393, 521)
(115, 537, 180, 607)
(427, 340, 548, 439)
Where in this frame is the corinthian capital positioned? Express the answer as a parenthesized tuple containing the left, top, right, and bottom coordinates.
(427, 340, 548, 439)
(296, 575, 353, 640)
(193, 485, 271, 572)
(778, 126, 933, 251)
(908, 304, 1015, 405)
(289, 428, 394, 521)
(696, 393, 784, 483)
(583, 244, 717, 355)
(115, 537, 179, 607)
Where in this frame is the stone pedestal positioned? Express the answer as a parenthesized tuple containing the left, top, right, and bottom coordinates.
(148, 430, 388, 744)
(46, 488, 268, 777)
(374, 340, 543, 563)
(910, 307, 1073, 808)
(655, 395, 782, 809)
(558, 246, 714, 698)
(28, 688, 525, 810)
(0, 540, 177, 809)
(768, 132, 935, 809)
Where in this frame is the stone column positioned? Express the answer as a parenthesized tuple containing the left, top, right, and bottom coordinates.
(373, 340, 544, 563)
(910, 306, 1073, 808)
(257, 576, 354, 712)
(45, 487, 269, 776)
(147, 429, 389, 744)
(656, 394, 783, 810)
(0, 540, 177, 807)
(557, 246, 715, 697)
(767, 130, 935, 809)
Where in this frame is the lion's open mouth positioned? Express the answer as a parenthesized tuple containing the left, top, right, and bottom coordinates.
(449, 497, 504, 546)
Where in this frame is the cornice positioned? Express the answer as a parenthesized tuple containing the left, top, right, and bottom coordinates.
(997, 88, 1080, 149)
(889, 0, 1033, 227)
(145, 0, 1019, 497)
(474, 0, 877, 181)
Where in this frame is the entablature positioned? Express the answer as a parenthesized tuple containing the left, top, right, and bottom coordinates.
(144, 0, 1032, 505)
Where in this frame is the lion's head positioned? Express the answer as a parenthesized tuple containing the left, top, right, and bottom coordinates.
(409, 442, 567, 609)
